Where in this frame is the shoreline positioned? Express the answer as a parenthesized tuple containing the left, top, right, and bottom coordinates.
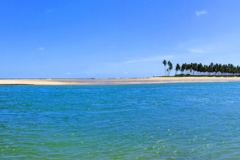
(0, 77, 240, 85)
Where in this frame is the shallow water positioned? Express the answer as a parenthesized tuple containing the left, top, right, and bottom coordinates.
(1, 83, 240, 159)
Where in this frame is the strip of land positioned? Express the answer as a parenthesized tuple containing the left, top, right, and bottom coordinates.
(0, 77, 240, 85)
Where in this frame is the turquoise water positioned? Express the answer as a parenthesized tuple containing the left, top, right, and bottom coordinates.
(1, 83, 240, 160)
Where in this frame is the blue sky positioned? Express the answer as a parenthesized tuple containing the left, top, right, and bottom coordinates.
(1, 0, 240, 78)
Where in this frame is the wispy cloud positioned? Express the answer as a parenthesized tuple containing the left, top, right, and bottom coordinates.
(188, 48, 206, 54)
(65, 72, 72, 75)
(37, 47, 45, 51)
(195, 10, 208, 17)
(124, 55, 174, 64)
(46, 9, 55, 13)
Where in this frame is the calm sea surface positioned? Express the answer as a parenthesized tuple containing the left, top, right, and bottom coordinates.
(1, 83, 240, 160)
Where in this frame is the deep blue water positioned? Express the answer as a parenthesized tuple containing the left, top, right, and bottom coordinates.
(1, 83, 240, 159)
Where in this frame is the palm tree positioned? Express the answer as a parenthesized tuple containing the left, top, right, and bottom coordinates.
(162, 60, 167, 76)
(192, 63, 198, 75)
(163, 60, 240, 77)
(167, 61, 173, 76)
(181, 63, 186, 74)
(175, 64, 180, 75)
(197, 63, 203, 75)
(208, 63, 214, 75)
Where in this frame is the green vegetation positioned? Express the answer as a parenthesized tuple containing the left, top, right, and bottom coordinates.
(162, 60, 240, 76)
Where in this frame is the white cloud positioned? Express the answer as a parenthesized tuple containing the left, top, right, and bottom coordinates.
(195, 10, 208, 17)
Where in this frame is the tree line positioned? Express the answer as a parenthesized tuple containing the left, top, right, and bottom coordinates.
(162, 60, 240, 76)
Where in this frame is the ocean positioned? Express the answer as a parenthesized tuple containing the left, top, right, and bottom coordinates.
(1, 83, 240, 159)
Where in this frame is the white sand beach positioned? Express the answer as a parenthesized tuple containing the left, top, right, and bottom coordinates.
(0, 77, 240, 85)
